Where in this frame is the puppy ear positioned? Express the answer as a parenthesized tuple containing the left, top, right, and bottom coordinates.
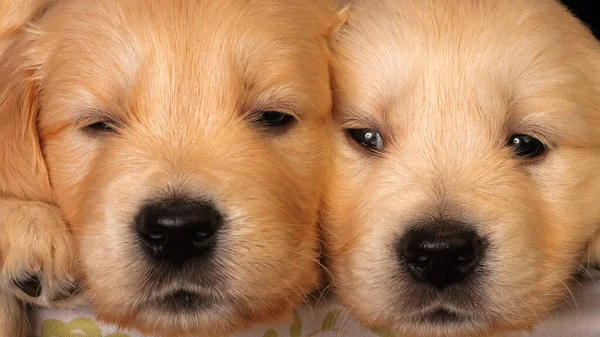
(330, 5, 350, 38)
(0, 31, 52, 202)
(321, 3, 350, 71)
(1, 0, 49, 43)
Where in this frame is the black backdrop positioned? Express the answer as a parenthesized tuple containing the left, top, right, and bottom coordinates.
(560, 0, 599, 39)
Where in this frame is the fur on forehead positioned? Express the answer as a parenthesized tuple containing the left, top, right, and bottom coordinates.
(16, 0, 346, 140)
(332, 0, 600, 145)
(323, 0, 600, 335)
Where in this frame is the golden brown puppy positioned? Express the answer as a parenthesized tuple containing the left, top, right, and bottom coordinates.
(1, 1, 81, 335)
(325, 0, 600, 336)
(0, 0, 342, 336)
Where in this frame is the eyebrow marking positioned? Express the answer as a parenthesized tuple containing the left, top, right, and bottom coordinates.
(75, 109, 120, 126)
(244, 84, 304, 120)
(335, 104, 382, 127)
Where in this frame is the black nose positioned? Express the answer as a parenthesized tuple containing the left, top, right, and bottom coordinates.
(398, 225, 485, 290)
(136, 199, 222, 264)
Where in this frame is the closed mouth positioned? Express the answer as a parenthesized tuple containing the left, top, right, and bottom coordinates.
(158, 290, 219, 313)
(419, 308, 468, 324)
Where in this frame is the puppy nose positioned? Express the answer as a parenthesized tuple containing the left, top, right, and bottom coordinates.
(136, 200, 222, 264)
(399, 226, 484, 290)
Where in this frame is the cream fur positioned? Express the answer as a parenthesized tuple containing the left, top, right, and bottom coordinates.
(325, 0, 600, 336)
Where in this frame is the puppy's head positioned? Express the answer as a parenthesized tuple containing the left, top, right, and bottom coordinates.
(0, 0, 342, 335)
(326, 0, 600, 335)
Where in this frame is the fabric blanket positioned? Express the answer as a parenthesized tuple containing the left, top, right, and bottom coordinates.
(29, 270, 600, 337)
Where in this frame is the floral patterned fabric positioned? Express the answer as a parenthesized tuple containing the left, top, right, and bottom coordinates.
(29, 270, 600, 337)
(30, 301, 391, 337)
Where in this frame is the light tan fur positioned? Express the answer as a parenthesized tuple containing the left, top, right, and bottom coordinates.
(0, 0, 343, 336)
(325, 0, 600, 336)
(0, 290, 26, 337)
(1, 1, 84, 335)
(0, 0, 48, 57)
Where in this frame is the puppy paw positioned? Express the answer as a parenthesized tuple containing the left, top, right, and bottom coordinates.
(0, 199, 84, 307)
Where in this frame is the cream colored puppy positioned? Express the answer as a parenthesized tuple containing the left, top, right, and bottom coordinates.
(325, 0, 600, 336)
(0, 0, 342, 336)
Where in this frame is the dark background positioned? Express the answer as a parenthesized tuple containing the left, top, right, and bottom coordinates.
(560, 0, 599, 39)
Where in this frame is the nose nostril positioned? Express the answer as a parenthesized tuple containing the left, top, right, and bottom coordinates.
(145, 231, 166, 241)
(196, 231, 210, 239)
(192, 229, 215, 245)
(405, 253, 430, 266)
(455, 237, 481, 263)
(398, 225, 486, 289)
(408, 254, 429, 267)
(136, 199, 223, 263)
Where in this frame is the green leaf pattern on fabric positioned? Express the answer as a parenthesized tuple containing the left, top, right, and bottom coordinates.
(320, 310, 342, 331)
(289, 311, 302, 337)
(38, 309, 392, 337)
(41, 318, 130, 337)
(370, 327, 397, 337)
(262, 329, 278, 337)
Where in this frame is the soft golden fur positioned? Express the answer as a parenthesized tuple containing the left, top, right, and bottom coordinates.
(1, 1, 82, 335)
(325, 0, 600, 336)
(0, 0, 47, 57)
(0, 1, 342, 336)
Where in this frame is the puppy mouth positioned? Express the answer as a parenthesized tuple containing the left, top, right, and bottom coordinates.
(421, 308, 464, 324)
(156, 289, 221, 313)
(414, 305, 475, 326)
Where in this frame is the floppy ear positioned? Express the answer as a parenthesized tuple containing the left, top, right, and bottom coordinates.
(331, 5, 350, 37)
(0, 29, 52, 202)
(1, 0, 49, 56)
(325, 4, 350, 55)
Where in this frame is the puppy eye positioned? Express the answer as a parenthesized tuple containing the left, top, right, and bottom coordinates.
(256, 111, 295, 128)
(508, 134, 546, 158)
(347, 128, 383, 151)
(83, 121, 117, 135)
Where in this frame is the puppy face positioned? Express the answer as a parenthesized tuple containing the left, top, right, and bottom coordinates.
(326, 0, 600, 335)
(2, 0, 339, 335)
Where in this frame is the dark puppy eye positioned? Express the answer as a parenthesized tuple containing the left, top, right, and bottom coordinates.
(83, 121, 117, 134)
(256, 111, 295, 128)
(508, 134, 546, 158)
(347, 128, 383, 151)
